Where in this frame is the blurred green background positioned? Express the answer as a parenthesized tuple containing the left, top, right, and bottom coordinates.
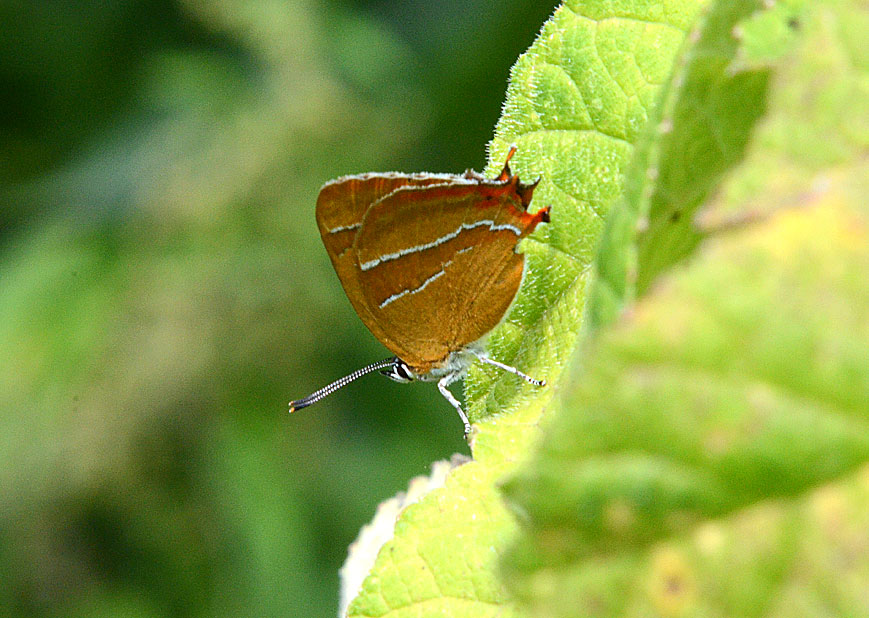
(0, 1, 556, 616)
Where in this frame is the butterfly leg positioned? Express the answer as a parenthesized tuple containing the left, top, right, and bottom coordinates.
(437, 375, 471, 438)
(473, 352, 546, 387)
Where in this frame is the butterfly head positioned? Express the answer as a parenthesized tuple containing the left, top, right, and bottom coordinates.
(380, 358, 416, 383)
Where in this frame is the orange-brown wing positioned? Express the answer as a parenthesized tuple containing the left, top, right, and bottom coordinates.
(315, 173, 454, 356)
(316, 173, 456, 261)
(353, 179, 548, 374)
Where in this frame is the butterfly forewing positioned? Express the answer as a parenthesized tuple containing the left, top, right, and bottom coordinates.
(316, 174, 451, 259)
(316, 173, 454, 355)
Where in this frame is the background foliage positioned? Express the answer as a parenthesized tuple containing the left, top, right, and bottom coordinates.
(4, 0, 867, 617)
(0, 1, 556, 616)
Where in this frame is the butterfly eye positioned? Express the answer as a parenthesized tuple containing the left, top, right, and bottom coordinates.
(380, 359, 415, 383)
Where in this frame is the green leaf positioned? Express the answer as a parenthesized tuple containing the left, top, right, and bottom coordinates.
(504, 177, 869, 617)
(587, 0, 787, 330)
(345, 2, 704, 616)
(468, 0, 702, 421)
(503, 0, 869, 615)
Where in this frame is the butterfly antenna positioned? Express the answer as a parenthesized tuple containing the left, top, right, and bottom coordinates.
(289, 357, 397, 412)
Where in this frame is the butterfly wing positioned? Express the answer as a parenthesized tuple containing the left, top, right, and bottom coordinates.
(316, 173, 454, 358)
(352, 178, 548, 374)
(316, 173, 455, 263)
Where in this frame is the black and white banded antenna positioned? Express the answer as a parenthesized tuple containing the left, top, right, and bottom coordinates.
(288, 357, 398, 412)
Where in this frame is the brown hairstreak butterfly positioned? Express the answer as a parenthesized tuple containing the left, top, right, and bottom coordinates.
(289, 147, 549, 437)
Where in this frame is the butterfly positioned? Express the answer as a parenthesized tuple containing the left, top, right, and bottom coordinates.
(289, 146, 549, 437)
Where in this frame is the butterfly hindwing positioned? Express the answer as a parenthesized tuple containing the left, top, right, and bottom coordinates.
(353, 179, 545, 373)
(315, 165, 548, 376)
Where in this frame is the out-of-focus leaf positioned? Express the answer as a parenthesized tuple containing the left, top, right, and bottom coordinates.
(503, 0, 869, 614)
(504, 175, 869, 616)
